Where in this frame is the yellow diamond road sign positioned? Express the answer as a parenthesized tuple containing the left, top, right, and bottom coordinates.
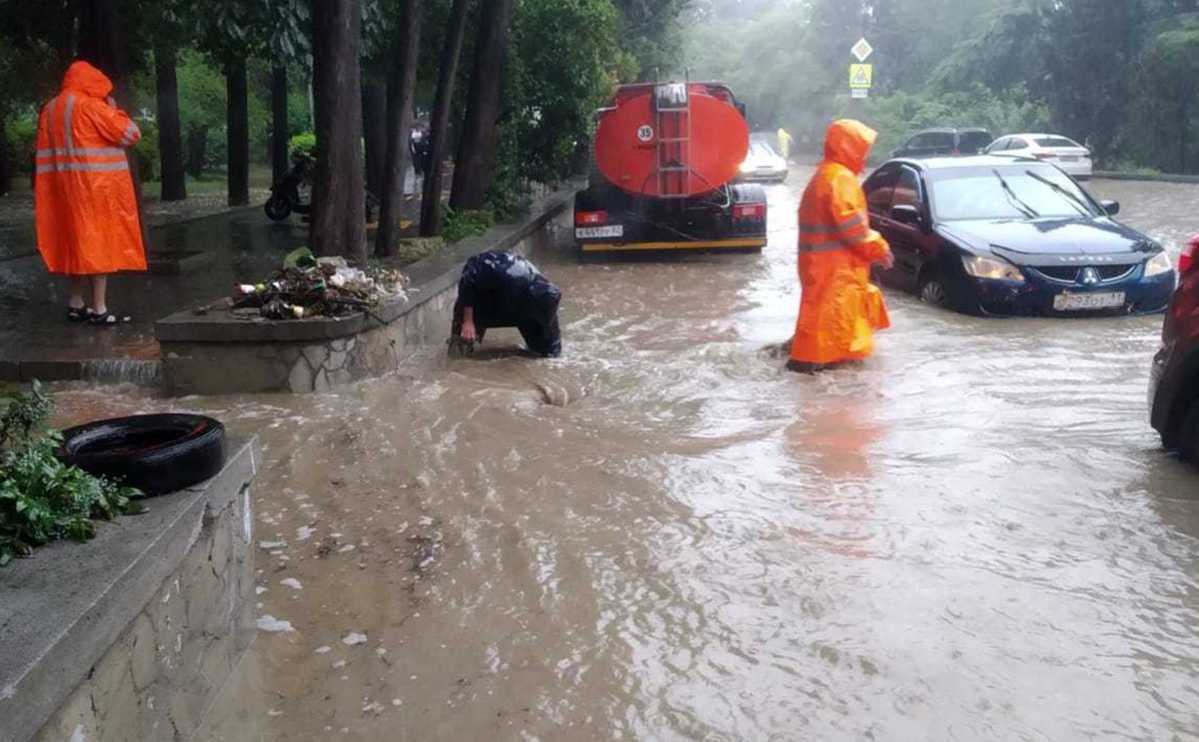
(849, 64, 873, 90)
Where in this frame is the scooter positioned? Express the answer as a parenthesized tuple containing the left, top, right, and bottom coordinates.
(264, 148, 379, 223)
(264, 148, 314, 221)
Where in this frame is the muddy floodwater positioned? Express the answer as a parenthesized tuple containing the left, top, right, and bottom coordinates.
(53, 168, 1199, 741)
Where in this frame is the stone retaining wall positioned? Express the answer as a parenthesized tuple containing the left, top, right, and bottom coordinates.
(157, 187, 574, 395)
(0, 438, 258, 742)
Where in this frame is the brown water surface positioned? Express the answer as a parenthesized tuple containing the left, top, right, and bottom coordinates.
(52, 168, 1199, 741)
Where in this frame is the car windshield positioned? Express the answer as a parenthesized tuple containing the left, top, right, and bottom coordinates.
(748, 143, 778, 160)
(929, 165, 1100, 221)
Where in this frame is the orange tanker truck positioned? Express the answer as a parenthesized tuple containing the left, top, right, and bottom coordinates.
(574, 81, 769, 254)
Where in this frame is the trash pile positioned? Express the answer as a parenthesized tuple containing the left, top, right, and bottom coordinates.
(232, 248, 409, 320)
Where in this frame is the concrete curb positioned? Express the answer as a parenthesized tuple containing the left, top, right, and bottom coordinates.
(0, 436, 258, 742)
(1093, 171, 1199, 185)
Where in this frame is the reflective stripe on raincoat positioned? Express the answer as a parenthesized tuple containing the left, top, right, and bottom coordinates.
(35, 61, 146, 276)
(790, 119, 891, 365)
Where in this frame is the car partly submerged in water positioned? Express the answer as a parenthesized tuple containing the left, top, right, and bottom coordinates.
(863, 155, 1176, 316)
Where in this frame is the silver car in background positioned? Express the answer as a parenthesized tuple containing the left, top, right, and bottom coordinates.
(737, 141, 789, 184)
(985, 133, 1094, 179)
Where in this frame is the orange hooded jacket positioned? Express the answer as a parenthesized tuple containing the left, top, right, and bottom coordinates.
(789, 120, 891, 366)
(35, 61, 146, 276)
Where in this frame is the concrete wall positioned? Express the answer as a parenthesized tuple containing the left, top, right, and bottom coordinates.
(161, 281, 459, 396)
(157, 188, 573, 396)
(0, 439, 258, 742)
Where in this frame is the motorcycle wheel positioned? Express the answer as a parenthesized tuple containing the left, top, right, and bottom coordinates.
(264, 194, 292, 221)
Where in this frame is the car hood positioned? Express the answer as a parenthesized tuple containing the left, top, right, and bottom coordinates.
(937, 217, 1156, 264)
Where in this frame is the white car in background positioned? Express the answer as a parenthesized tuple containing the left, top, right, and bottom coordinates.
(737, 141, 789, 184)
(985, 133, 1093, 179)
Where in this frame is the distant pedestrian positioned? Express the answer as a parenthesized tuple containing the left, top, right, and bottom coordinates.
(788, 119, 893, 373)
(450, 251, 562, 358)
(35, 61, 145, 325)
(777, 127, 795, 161)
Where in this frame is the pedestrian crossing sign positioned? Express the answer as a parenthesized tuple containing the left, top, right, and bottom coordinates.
(849, 64, 873, 90)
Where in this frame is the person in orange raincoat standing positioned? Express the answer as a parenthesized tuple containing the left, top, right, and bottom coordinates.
(788, 119, 893, 373)
(35, 61, 146, 325)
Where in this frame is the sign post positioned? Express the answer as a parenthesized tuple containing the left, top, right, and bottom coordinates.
(849, 38, 874, 102)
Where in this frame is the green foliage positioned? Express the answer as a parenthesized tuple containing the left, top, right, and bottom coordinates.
(1127, 19, 1199, 172)
(681, 0, 1199, 173)
(441, 207, 495, 243)
(482, 0, 625, 215)
(0, 383, 142, 567)
(848, 85, 1051, 161)
(132, 119, 161, 182)
(4, 115, 37, 175)
(289, 131, 316, 156)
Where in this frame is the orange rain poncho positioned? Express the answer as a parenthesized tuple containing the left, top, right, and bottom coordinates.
(35, 61, 146, 276)
(789, 120, 891, 366)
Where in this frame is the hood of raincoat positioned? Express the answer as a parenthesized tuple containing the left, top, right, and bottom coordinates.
(823, 119, 877, 174)
(61, 61, 114, 100)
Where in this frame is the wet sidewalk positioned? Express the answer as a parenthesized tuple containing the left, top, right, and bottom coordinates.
(0, 207, 312, 382)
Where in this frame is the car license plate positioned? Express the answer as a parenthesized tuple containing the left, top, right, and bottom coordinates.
(576, 225, 623, 239)
(1053, 291, 1125, 311)
(1061, 156, 1079, 162)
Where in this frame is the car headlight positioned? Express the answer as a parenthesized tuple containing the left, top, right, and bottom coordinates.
(961, 254, 1025, 283)
(739, 161, 753, 173)
(1144, 250, 1174, 277)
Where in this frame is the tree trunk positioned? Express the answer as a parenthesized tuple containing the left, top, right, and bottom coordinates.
(226, 58, 250, 207)
(0, 115, 10, 198)
(155, 44, 187, 201)
(362, 74, 388, 198)
(271, 65, 290, 183)
(420, 0, 471, 237)
(312, 0, 367, 264)
(450, 0, 515, 210)
(375, 0, 422, 257)
(187, 126, 209, 177)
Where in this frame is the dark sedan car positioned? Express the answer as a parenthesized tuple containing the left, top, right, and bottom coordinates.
(863, 156, 1176, 316)
(1150, 236, 1199, 463)
(891, 128, 993, 159)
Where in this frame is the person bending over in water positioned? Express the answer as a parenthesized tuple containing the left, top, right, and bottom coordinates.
(450, 251, 562, 358)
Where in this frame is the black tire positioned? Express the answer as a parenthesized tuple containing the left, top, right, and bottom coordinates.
(1180, 400, 1199, 465)
(264, 194, 292, 221)
(60, 414, 227, 496)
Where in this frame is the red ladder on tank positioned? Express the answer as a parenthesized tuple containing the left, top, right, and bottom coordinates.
(655, 83, 692, 199)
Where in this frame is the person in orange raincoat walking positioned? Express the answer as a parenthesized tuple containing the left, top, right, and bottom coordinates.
(788, 119, 893, 373)
(35, 61, 146, 325)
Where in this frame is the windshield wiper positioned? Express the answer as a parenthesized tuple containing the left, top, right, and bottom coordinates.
(992, 169, 1039, 219)
(1023, 170, 1094, 217)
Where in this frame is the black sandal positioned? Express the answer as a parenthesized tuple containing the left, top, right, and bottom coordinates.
(88, 311, 129, 326)
(68, 306, 88, 323)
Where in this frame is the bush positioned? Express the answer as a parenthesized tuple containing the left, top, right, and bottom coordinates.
(0, 383, 142, 566)
(4, 116, 37, 174)
(441, 207, 495, 243)
(131, 119, 160, 182)
(841, 84, 1051, 162)
(289, 131, 316, 157)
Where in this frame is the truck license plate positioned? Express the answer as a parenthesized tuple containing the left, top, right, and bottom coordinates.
(576, 225, 623, 239)
(1054, 291, 1124, 311)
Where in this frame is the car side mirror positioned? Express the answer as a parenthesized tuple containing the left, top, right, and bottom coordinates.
(1101, 200, 1120, 216)
(891, 204, 923, 227)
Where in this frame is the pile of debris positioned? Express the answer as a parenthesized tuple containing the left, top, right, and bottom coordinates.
(231, 249, 409, 320)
